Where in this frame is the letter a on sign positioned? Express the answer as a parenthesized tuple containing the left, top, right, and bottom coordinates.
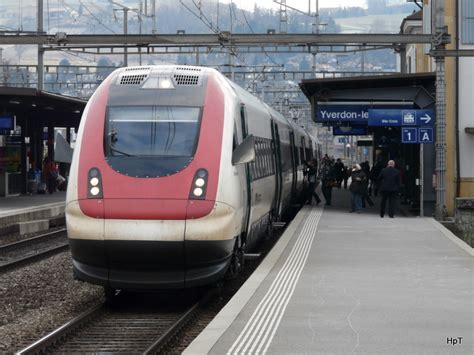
(418, 128, 433, 144)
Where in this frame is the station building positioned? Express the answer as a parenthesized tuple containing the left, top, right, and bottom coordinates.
(401, 0, 474, 214)
(0, 87, 85, 195)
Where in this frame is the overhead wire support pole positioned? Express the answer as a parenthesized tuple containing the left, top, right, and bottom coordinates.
(123, 8, 128, 66)
(433, 0, 448, 221)
(37, 0, 44, 90)
(111, 1, 141, 67)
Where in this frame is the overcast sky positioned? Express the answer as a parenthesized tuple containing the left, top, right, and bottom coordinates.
(236, 0, 367, 12)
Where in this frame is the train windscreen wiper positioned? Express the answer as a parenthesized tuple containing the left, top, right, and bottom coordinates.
(107, 131, 134, 157)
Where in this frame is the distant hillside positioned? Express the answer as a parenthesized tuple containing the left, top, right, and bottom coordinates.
(335, 13, 408, 33)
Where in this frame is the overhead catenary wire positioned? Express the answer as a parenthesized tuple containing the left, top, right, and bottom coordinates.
(77, 0, 118, 34)
(178, 0, 219, 34)
(238, 4, 283, 67)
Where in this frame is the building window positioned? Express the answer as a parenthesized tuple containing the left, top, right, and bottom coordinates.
(462, 0, 474, 44)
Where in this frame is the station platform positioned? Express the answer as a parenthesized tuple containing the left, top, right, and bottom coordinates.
(0, 192, 66, 237)
(184, 188, 473, 355)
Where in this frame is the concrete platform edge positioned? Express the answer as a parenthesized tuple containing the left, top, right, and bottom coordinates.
(0, 202, 65, 218)
(428, 217, 474, 256)
(183, 206, 312, 355)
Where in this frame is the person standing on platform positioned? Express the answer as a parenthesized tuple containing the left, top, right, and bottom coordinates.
(43, 157, 58, 194)
(369, 160, 384, 196)
(349, 164, 367, 213)
(334, 158, 345, 188)
(377, 160, 402, 218)
(320, 159, 337, 206)
(360, 161, 374, 208)
(304, 159, 322, 206)
(343, 165, 349, 189)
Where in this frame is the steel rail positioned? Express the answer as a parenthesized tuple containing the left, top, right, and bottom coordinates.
(15, 304, 104, 355)
(0, 228, 66, 253)
(16, 293, 211, 354)
(0, 243, 69, 272)
(143, 299, 202, 354)
(0, 229, 69, 272)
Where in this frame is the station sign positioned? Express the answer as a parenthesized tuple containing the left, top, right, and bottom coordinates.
(316, 104, 413, 125)
(0, 115, 14, 134)
(333, 126, 367, 136)
(418, 127, 434, 143)
(401, 127, 418, 143)
(401, 127, 434, 144)
(368, 109, 435, 127)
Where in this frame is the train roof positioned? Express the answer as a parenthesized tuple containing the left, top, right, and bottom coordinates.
(109, 65, 312, 139)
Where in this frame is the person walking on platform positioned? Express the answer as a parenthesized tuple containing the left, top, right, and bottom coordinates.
(334, 158, 345, 188)
(360, 161, 374, 208)
(349, 164, 367, 213)
(377, 160, 401, 218)
(369, 160, 384, 196)
(343, 165, 349, 189)
(320, 160, 337, 206)
(304, 159, 321, 206)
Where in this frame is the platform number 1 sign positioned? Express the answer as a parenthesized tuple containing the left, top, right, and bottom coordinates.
(402, 127, 418, 143)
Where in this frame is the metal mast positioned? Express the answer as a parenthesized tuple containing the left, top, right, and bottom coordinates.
(37, 0, 44, 90)
(279, 0, 288, 33)
(434, 0, 447, 220)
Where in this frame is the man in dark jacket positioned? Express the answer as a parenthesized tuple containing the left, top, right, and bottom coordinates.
(349, 164, 367, 213)
(377, 160, 401, 218)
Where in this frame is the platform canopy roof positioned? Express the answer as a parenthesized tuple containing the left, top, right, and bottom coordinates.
(0, 87, 87, 128)
(300, 72, 436, 108)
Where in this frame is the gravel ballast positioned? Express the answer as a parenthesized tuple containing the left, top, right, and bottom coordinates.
(0, 252, 103, 353)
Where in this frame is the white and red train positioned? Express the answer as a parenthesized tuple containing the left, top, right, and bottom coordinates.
(66, 65, 319, 293)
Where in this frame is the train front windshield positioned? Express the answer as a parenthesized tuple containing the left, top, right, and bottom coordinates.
(104, 106, 202, 177)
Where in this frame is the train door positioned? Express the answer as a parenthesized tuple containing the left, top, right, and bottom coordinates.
(239, 105, 253, 244)
(271, 120, 283, 220)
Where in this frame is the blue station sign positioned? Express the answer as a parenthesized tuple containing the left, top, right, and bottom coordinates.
(333, 126, 367, 136)
(401, 127, 418, 143)
(316, 104, 414, 125)
(418, 127, 434, 143)
(368, 109, 435, 127)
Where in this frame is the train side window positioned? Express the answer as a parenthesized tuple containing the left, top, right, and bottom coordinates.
(267, 140, 272, 176)
(240, 105, 248, 138)
(264, 141, 269, 176)
(300, 137, 306, 163)
(255, 137, 260, 180)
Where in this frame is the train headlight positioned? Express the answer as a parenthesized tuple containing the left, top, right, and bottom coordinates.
(159, 78, 174, 89)
(87, 168, 103, 199)
(189, 169, 208, 200)
(195, 178, 205, 187)
(193, 188, 203, 197)
(142, 76, 175, 89)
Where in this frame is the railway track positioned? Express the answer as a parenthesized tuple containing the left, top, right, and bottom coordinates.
(0, 228, 69, 272)
(16, 291, 210, 354)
